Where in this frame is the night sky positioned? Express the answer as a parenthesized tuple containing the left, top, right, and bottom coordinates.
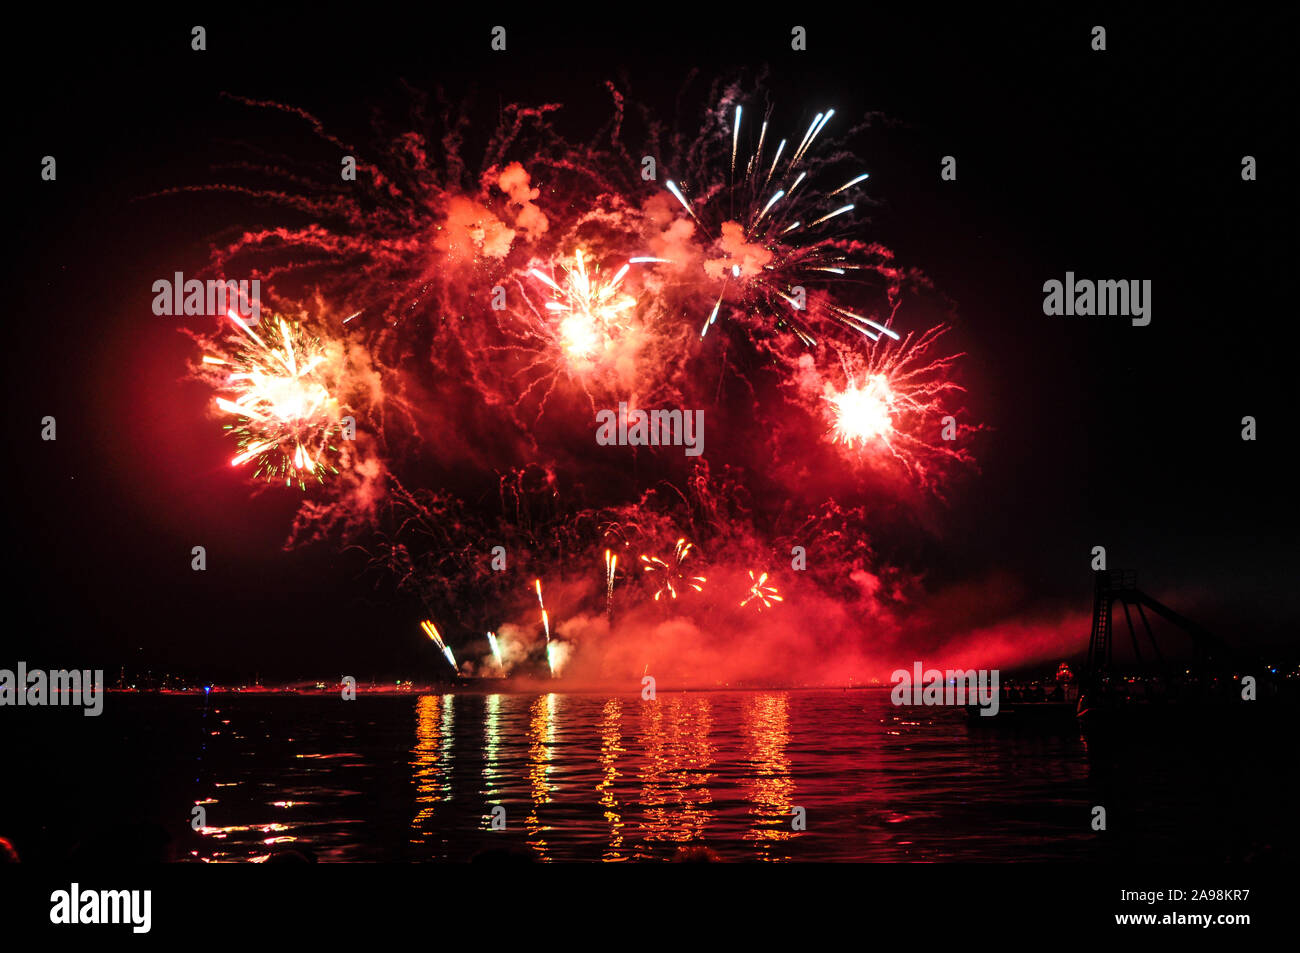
(6, 9, 1292, 680)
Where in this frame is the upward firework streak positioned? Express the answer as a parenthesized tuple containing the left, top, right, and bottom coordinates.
(420, 620, 458, 671)
(604, 548, 619, 617)
(666, 106, 901, 347)
(204, 311, 343, 489)
(640, 538, 707, 601)
(534, 579, 554, 676)
(486, 631, 504, 671)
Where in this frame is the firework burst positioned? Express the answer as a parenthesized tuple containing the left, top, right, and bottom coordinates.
(816, 326, 976, 488)
(500, 247, 676, 419)
(528, 249, 642, 361)
(203, 311, 346, 489)
(829, 374, 896, 447)
(639, 537, 707, 601)
(664, 104, 900, 347)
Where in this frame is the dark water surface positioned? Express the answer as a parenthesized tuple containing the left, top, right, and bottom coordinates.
(3, 689, 1292, 862)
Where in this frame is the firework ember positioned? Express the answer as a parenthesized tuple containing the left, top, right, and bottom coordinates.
(740, 570, 783, 611)
(640, 538, 707, 602)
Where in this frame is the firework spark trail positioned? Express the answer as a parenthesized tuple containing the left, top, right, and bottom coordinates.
(420, 619, 458, 671)
(204, 310, 344, 489)
(487, 631, 504, 670)
(604, 548, 618, 617)
(167, 88, 675, 430)
(639, 537, 707, 601)
(740, 570, 783, 611)
(534, 578, 554, 676)
(158, 95, 603, 321)
(534, 577, 548, 637)
(663, 103, 899, 348)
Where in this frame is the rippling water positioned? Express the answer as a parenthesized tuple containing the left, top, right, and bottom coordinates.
(5, 689, 1291, 862)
